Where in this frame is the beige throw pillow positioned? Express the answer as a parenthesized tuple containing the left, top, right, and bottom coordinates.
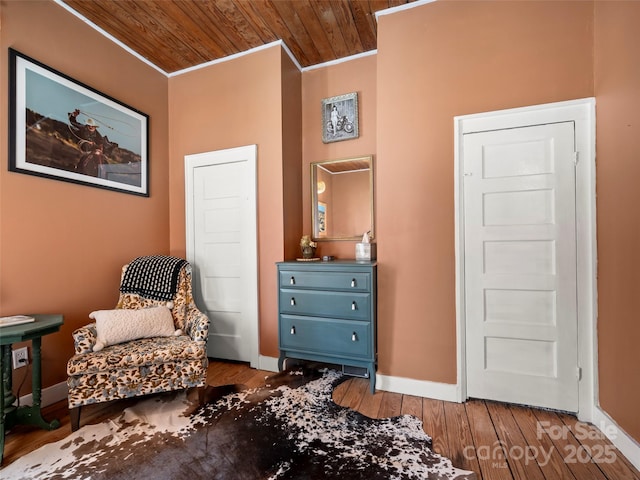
(90, 306, 182, 352)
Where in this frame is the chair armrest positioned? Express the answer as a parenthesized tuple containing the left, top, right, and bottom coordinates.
(183, 305, 209, 342)
(72, 323, 98, 354)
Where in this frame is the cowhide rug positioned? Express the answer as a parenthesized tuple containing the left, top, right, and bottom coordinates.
(2, 367, 476, 480)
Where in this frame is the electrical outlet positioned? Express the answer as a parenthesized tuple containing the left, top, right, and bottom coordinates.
(12, 346, 28, 369)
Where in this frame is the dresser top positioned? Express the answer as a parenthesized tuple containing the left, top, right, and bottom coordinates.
(278, 260, 376, 267)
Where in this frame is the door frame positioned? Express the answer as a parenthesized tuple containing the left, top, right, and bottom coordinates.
(185, 144, 260, 368)
(454, 98, 597, 422)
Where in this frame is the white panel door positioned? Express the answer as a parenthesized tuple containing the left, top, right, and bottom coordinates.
(185, 146, 258, 366)
(464, 122, 578, 412)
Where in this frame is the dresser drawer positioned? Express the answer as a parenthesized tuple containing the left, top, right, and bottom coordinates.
(279, 270, 370, 292)
(280, 315, 371, 359)
(279, 289, 370, 320)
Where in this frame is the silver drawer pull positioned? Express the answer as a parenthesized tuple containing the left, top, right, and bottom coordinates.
(290, 298, 296, 306)
(290, 276, 295, 285)
(290, 326, 296, 335)
(352, 332, 357, 342)
(351, 278, 356, 288)
(351, 301, 357, 311)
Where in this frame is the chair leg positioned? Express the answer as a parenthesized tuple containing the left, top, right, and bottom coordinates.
(197, 386, 206, 406)
(70, 406, 81, 432)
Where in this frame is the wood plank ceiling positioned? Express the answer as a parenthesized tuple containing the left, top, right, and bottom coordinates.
(61, 0, 417, 74)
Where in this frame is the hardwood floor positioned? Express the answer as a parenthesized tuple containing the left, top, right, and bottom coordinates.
(4, 360, 639, 480)
(333, 379, 640, 480)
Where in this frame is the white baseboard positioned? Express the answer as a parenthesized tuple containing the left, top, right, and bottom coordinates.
(258, 355, 280, 372)
(259, 356, 459, 402)
(592, 406, 640, 471)
(375, 373, 459, 402)
(18, 381, 68, 408)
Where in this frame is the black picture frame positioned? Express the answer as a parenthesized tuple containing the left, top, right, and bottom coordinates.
(8, 48, 149, 196)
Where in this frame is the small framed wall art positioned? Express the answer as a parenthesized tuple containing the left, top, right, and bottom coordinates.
(8, 48, 149, 196)
(317, 201, 327, 237)
(321, 92, 359, 143)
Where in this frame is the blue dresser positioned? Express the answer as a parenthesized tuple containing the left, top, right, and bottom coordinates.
(277, 260, 377, 392)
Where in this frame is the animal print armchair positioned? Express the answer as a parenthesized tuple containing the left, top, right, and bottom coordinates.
(67, 256, 209, 431)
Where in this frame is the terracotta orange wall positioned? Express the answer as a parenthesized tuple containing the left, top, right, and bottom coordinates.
(0, 1, 169, 393)
(281, 50, 303, 262)
(168, 45, 300, 358)
(375, 0, 594, 384)
(594, 1, 640, 442)
(301, 55, 377, 259)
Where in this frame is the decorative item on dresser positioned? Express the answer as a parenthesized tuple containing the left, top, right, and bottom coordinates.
(298, 234, 318, 260)
(277, 260, 377, 392)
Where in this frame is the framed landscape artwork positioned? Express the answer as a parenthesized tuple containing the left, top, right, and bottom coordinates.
(317, 201, 327, 237)
(8, 48, 149, 196)
(322, 92, 359, 143)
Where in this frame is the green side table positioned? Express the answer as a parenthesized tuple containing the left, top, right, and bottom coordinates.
(0, 314, 63, 464)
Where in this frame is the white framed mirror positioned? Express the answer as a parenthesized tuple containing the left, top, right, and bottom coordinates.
(311, 155, 374, 241)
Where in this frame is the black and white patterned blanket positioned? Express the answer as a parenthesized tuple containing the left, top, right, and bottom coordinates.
(119, 255, 188, 301)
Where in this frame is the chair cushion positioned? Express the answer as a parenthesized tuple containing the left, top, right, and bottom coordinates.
(67, 359, 207, 409)
(67, 335, 206, 375)
(90, 306, 180, 352)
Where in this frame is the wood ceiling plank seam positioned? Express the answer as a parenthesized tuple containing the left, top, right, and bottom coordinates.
(179, 1, 243, 57)
(64, 0, 182, 72)
(307, 0, 351, 60)
(293, 0, 337, 62)
(372, 0, 394, 11)
(363, 0, 378, 39)
(349, 0, 378, 51)
(212, 0, 266, 48)
(265, 0, 320, 67)
(268, 0, 323, 66)
(328, 0, 364, 53)
(144, 1, 223, 67)
(154, 1, 230, 61)
(231, 0, 280, 44)
(62, 0, 149, 44)
(248, 0, 311, 67)
(119, 0, 198, 69)
(194, 1, 256, 52)
(167, 3, 229, 60)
